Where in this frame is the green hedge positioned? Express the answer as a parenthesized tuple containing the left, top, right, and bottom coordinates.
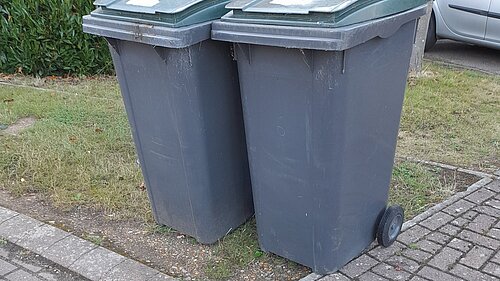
(0, 0, 113, 76)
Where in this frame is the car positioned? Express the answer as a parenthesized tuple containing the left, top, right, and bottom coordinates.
(425, 0, 500, 51)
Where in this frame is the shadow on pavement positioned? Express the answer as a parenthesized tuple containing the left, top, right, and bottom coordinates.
(425, 40, 500, 75)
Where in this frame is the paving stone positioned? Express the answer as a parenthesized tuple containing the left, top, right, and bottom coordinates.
(0, 259, 17, 275)
(450, 217, 469, 227)
(371, 263, 411, 281)
(420, 212, 454, 231)
(401, 248, 432, 263)
(425, 231, 451, 245)
(442, 199, 475, 216)
(439, 224, 461, 236)
(466, 214, 496, 234)
(447, 238, 473, 252)
(101, 259, 158, 281)
(318, 273, 350, 281)
(417, 266, 462, 281)
(339, 254, 377, 278)
(462, 210, 478, 220)
(37, 272, 57, 281)
(488, 228, 500, 240)
(42, 235, 96, 268)
(485, 180, 500, 192)
(357, 271, 388, 281)
(476, 205, 500, 217)
(397, 225, 431, 245)
(450, 263, 498, 281)
(0, 208, 17, 224)
(11, 259, 42, 273)
(483, 262, 500, 278)
(414, 240, 442, 254)
(0, 248, 8, 258)
(17, 225, 69, 254)
(465, 189, 496, 204)
(69, 247, 125, 281)
(5, 269, 42, 281)
(0, 215, 43, 242)
(459, 245, 494, 269)
(491, 251, 500, 264)
(427, 247, 462, 271)
(369, 242, 405, 261)
(409, 277, 428, 281)
(458, 229, 499, 250)
(485, 199, 500, 209)
(385, 255, 420, 273)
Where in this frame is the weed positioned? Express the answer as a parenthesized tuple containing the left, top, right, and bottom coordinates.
(83, 234, 104, 246)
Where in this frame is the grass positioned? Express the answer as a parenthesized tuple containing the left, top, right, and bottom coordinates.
(399, 64, 499, 170)
(205, 219, 263, 280)
(83, 233, 104, 246)
(389, 162, 455, 219)
(0, 78, 152, 221)
(0, 62, 498, 279)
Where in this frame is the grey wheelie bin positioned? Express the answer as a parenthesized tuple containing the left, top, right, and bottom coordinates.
(212, 0, 428, 273)
(82, 0, 254, 244)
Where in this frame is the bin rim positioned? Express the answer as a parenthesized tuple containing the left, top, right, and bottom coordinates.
(211, 5, 426, 51)
(83, 14, 212, 48)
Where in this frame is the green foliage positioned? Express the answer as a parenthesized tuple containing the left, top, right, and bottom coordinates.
(0, 0, 113, 76)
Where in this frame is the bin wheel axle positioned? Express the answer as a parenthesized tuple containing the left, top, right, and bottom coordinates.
(377, 205, 404, 247)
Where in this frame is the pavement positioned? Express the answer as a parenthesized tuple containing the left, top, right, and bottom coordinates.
(1, 165, 499, 281)
(0, 208, 174, 281)
(303, 167, 500, 281)
(0, 241, 87, 281)
(425, 40, 500, 75)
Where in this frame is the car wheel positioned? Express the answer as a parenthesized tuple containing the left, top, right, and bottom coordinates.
(425, 11, 437, 51)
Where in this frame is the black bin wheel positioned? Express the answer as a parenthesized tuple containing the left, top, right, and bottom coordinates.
(377, 205, 404, 248)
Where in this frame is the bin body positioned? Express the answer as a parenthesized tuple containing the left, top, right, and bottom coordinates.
(83, 5, 253, 244)
(212, 4, 426, 273)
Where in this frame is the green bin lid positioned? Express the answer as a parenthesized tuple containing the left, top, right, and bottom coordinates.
(91, 0, 231, 27)
(223, 0, 428, 27)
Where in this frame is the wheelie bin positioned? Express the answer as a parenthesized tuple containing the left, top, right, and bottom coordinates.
(211, 0, 428, 273)
(82, 0, 254, 244)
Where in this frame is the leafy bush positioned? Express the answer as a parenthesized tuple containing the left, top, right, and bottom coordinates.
(0, 0, 113, 76)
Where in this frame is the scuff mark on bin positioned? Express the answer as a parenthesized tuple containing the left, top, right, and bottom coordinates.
(150, 150, 178, 162)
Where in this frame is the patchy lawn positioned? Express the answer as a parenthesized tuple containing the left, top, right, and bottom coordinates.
(0, 78, 150, 221)
(0, 63, 498, 280)
(398, 63, 499, 171)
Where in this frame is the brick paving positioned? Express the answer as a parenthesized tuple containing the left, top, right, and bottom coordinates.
(0, 208, 174, 281)
(0, 241, 87, 281)
(309, 178, 500, 281)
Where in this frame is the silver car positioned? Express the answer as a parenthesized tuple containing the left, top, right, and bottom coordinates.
(426, 0, 500, 50)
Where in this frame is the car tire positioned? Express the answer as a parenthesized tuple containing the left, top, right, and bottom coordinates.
(425, 11, 437, 52)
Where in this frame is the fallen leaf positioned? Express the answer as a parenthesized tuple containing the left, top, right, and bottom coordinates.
(95, 128, 103, 133)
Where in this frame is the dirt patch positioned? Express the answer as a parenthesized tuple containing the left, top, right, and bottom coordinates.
(438, 167, 480, 192)
(0, 190, 309, 281)
(0, 117, 36, 136)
